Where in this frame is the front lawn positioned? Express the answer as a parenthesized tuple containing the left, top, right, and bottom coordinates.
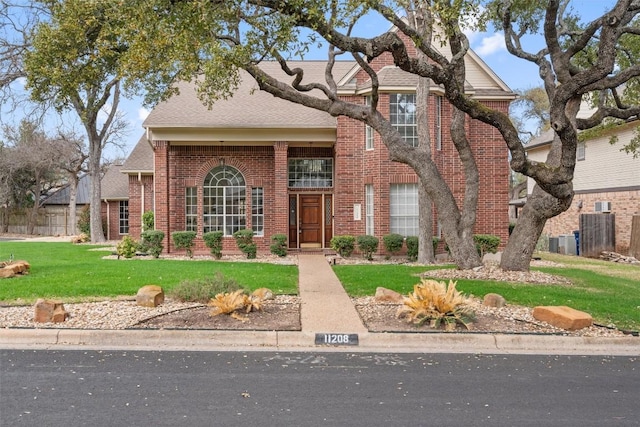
(333, 254, 640, 331)
(0, 242, 298, 303)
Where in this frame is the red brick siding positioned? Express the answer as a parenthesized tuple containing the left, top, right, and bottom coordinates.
(541, 189, 640, 254)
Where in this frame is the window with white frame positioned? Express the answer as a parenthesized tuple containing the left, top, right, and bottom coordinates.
(365, 96, 374, 150)
(185, 187, 197, 231)
(390, 93, 417, 147)
(435, 95, 442, 151)
(288, 159, 333, 188)
(390, 183, 418, 236)
(203, 166, 246, 236)
(577, 141, 585, 161)
(119, 200, 129, 235)
(251, 187, 264, 236)
(365, 184, 374, 235)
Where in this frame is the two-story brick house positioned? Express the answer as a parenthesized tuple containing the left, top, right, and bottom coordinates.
(121, 49, 514, 255)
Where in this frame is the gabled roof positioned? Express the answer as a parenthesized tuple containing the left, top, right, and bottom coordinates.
(144, 61, 356, 130)
(42, 163, 129, 205)
(42, 174, 91, 205)
(121, 135, 154, 173)
(101, 163, 129, 200)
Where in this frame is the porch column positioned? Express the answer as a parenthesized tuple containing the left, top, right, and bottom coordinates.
(154, 140, 171, 252)
(273, 141, 289, 235)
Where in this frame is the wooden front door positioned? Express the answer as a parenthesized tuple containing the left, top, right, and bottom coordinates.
(299, 195, 322, 248)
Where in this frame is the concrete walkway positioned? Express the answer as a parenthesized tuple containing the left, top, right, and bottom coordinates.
(297, 255, 367, 334)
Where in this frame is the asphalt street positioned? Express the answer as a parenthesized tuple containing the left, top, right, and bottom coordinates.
(1, 350, 638, 426)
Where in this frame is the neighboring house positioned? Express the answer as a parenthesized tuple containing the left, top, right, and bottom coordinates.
(524, 122, 640, 254)
(100, 163, 131, 240)
(4, 163, 130, 239)
(122, 44, 515, 255)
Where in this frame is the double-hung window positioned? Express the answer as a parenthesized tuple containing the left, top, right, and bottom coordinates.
(119, 200, 129, 235)
(365, 184, 374, 235)
(390, 93, 418, 147)
(390, 183, 418, 237)
(365, 96, 374, 150)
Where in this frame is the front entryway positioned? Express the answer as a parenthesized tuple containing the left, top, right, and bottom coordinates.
(289, 194, 333, 249)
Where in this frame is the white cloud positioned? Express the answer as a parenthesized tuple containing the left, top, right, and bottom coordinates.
(474, 32, 506, 56)
(138, 107, 150, 121)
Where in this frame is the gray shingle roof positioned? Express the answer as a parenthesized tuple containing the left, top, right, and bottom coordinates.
(143, 61, 357, 129)
(101, 164, 129, 200)
(121, 135, 154, 173)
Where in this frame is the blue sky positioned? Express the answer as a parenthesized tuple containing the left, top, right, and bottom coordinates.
(2, 1, 618, 159)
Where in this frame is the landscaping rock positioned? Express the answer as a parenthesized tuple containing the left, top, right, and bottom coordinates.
(34, 299, 69, 323)
(532, 306, 593, 331)
(0, 269, 15, 279)
(136, 285, 165, 307)
(375, 287, 404, 303)
(483, 293, 506, 308)
(0, 260, 30, 278)
(252, 288, 274, 300)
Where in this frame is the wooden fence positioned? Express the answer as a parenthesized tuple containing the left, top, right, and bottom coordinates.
(630, 215, 640, 259)
(579, 214, 616, 258)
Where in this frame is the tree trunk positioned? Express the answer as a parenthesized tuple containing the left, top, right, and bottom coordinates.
(67, 172, 79, 235)
(418, 181, 435, 264)
(501, 133, 574, 271)
(501, 184, 572, 270)
(89, 142, 105, 243)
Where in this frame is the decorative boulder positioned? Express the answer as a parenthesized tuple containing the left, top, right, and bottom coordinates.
(532, 306, 593, 331)
(483, 293, 506, 308)
(34, 299, 69, 323)
(136, 285, 165, 307)
(375, 287, 404, 303)
(252, 288, 274, 300)
(0, 260, 30, 278)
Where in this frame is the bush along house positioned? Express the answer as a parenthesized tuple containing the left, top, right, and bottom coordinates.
(121, 45, 515, 256)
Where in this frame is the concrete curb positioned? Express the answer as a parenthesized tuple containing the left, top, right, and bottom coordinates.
(1, 328, 638, 355)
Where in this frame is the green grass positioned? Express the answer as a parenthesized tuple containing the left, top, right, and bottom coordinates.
(0, 242, 298, 303)
(333, 255, 640, 331)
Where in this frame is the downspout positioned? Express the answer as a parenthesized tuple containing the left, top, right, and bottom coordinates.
(138, 172, 144, 234)
(103, 199, 110, 240)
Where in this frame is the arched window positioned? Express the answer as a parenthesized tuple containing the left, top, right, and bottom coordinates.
(203, 166, 246, 236)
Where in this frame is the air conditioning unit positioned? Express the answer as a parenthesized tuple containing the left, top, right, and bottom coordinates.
(594, 201, 612, 213)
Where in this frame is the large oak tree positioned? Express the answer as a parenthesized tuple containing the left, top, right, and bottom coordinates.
(115, 0, 640, 270)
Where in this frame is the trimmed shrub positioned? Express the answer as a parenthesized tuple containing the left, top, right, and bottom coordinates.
(382, 233, 404, 259)
(473, 234, 500, 258)
(78, 205, 90, 235)
(330, 235, 355, 257)
(357, 235, 379, 261)
(140, 230, 164, 258)
(203, 231, 224, 259)
(169, 272, 243, 303)
(233, 229, 257, 259)
(270, 233, 288, 257)
(142, 210, 155, 232)
(406, 236, 419, 262)
(116, 235, 138, 259)
(172, 231, 197, 258)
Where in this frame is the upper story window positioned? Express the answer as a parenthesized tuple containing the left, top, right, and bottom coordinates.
(577, 141, 586, 161)
(435, 95, 442, 151)
(288, 159, 333, 188)
(390, 93, 418, 147)
(365, 96, 374, 150)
